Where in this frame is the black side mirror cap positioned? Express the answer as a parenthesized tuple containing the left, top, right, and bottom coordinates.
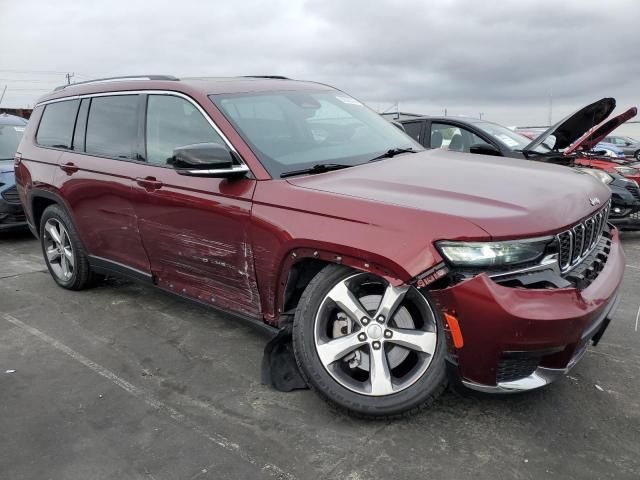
(171, 143, 248, 178)
(469, 143, 501, 156)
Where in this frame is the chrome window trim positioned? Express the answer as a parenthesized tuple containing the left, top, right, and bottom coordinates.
(34, 90, 245, 164)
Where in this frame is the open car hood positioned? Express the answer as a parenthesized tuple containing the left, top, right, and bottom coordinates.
(524, 97, 616, 153)
(564, 107, 638, 155)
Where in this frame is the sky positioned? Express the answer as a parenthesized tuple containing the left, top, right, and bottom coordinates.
(2, 0, 640, 128)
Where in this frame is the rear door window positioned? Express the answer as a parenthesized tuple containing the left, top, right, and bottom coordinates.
(85, 95, 140, 159)
(36, 100, 80, 149)
(145, 95, 226, 166)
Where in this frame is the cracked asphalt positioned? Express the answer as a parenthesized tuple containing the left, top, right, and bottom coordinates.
(1, 229, 639, 480)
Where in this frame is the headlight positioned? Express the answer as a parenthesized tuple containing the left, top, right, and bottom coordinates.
(615, 166, 638, 176)
(436, 239, 551, 268)
(579, 168, 613, 184)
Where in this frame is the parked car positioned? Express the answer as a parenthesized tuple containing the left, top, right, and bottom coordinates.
(603, 134, 640, 159)
(590, 142, 625, 158)
(0, 113, 28, 231)
(398, 100, 640, 230)
(16, 76, 623, 417)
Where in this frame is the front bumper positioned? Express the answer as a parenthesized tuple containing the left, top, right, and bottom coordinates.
(0, 199, 27, 230)
(429, 227, 625, 391)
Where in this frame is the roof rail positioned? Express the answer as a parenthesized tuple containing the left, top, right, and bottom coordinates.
(241, 75, 290, 80)
(54, 75, 180, 91)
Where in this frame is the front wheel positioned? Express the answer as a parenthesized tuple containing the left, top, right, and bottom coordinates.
(292, 264, 447, 418)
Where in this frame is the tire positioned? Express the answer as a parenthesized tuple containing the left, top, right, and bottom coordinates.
(634, 150, 640, 161)
(292, 264, 447, 418)
(40, 204, 96, 290)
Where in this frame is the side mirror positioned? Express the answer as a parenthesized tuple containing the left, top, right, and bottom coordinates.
(469, 143, 501, 156)
(171, 143, 248, 178)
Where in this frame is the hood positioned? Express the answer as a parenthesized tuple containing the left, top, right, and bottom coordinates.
(0, 160, 15, 174)
(564, 107, 637, 155)
(525, 97, 616, 153)
(287, 149, 611, 239)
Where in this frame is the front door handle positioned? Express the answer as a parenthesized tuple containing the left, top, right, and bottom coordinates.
(60, 162, 79, 174)
(135, 176, 164, 190)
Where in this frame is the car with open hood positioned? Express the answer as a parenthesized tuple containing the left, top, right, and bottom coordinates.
(397, 100, 640, 230)
(15, 76, 624, 417)
(0, 113, 28, 231)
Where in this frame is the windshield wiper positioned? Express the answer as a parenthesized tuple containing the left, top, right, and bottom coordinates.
(368, 147, 416, 162)
(280, 163, 352, 178)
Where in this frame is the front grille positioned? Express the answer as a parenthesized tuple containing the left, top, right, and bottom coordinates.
(556, 203, 610, 272)
(496, 356, 540, 383)
(1, 186, 20, 204)
(626, 183, 640, 202)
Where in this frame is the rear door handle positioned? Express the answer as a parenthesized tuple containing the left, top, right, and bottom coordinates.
(135, 176, 164, 190)
(60, 162, 79, 174)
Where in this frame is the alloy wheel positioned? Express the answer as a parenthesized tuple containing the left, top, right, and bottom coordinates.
(43, 218, 75, 282)
(313, 273, 438, 396)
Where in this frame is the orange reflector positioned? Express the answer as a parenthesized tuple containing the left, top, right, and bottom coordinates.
(444, 312, 464, 349)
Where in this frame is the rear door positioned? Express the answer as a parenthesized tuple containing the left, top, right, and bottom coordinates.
(57, 94, 151, 274)
(129, 93, 260, 317)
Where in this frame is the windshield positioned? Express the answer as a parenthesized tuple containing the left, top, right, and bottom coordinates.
(473, 121, 551, 153)
(0, 123, 25, 160)
(210, 90, 422, 177)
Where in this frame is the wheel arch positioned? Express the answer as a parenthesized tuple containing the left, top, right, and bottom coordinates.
(273, 246, 416, 326)
(29, 188, 75, 239)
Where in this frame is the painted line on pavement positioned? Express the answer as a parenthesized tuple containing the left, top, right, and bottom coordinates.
(2, 313, 296, 480)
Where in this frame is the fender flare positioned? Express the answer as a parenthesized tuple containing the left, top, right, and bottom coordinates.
(28, 187, 77, 238)
(271, 245, 425, 324)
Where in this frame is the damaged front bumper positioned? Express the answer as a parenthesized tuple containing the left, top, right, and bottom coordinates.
(427, 227, 625, 392)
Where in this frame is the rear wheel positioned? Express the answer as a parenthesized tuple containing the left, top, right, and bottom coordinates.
(634, 150, 640, 161)
(293, 264, 447, 418)
(40, 204, 95, 290)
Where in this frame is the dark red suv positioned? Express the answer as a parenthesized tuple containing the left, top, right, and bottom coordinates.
(15, 76, 624, 417)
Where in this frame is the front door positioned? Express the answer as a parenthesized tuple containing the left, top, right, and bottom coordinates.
(129, 93, 260, 317)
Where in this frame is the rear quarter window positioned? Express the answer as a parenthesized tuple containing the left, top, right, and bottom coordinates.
(36, 100, 80, 149)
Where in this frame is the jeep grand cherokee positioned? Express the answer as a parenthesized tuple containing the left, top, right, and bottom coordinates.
(14, 75, 624, 417)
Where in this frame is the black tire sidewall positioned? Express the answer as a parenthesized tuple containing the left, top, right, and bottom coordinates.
(293, 264, 447, 417)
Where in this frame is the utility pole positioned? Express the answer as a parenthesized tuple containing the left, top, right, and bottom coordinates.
(444, 108, 447, 117)
(66, 72, 74, 85)
(479, 112, 484, 120)
(0, 85, 6, 107)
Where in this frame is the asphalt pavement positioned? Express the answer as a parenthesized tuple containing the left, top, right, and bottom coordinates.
(1, 229, 639, 480)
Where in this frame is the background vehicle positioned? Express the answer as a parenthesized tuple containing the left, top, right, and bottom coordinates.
(591, 142, 625, 158)
(603, 134, 640, 159)
(0, 113, 28, 230)
(15, 76, 623, 417)
(398, 102, 640, 230)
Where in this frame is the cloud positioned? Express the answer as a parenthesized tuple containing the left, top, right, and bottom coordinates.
(1, 0, 638, 125)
